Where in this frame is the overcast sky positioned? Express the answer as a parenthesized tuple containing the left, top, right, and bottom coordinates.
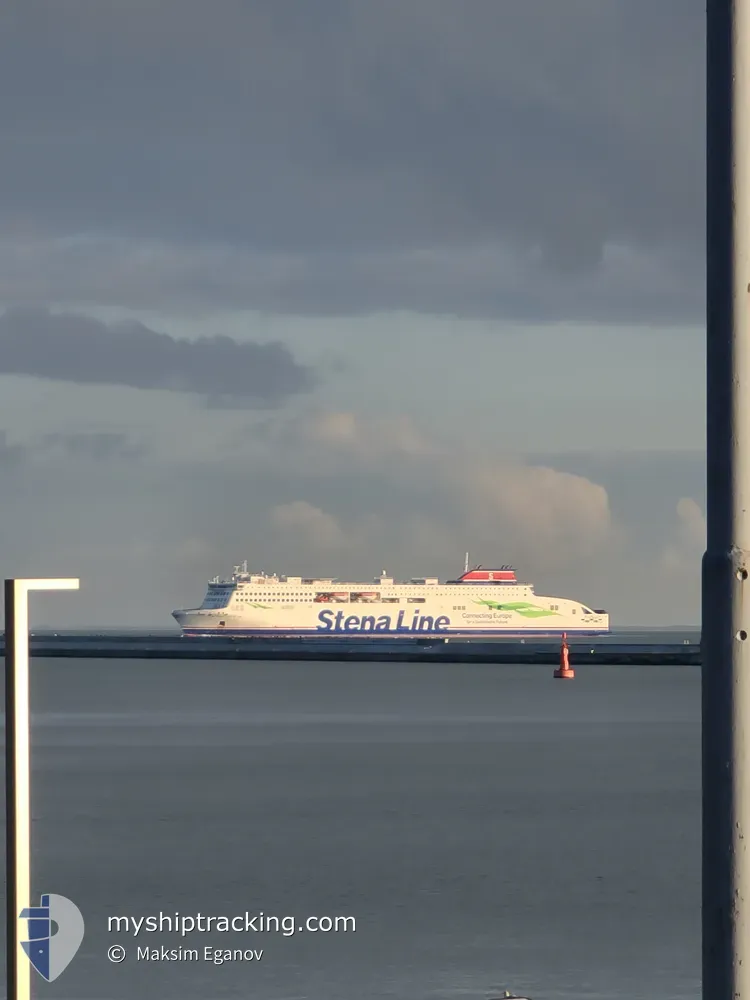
(0, 0, 704, 627)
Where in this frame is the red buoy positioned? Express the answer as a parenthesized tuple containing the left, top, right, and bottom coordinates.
(554, 632, 575, 679)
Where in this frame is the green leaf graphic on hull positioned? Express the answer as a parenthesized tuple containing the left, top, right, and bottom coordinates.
(473, 600, 559, 618)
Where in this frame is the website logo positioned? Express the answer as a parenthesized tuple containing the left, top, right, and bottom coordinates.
(19, 894, 85, 981)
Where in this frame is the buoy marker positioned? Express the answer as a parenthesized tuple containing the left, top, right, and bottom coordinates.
(554, 632, 575, 679)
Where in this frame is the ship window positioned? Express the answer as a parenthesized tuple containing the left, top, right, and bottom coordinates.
(407, 597, 425, 604)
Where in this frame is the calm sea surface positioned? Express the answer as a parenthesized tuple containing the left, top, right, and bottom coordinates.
(2, 659, 699, 1000)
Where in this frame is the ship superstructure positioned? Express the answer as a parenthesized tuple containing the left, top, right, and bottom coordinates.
(172, 558, 609, 637)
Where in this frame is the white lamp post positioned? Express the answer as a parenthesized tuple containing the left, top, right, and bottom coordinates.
(4, 579, 79, 1000)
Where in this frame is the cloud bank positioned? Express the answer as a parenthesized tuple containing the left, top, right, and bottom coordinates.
(0, 237, 701, 325)
(0, 412, 704, 626)
(259, 410, 621, 579)
(0, 307, 314, 405)
(0, 1, 704, 323)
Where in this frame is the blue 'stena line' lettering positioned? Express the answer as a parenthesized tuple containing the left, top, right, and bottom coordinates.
(316, 610, 450, 633)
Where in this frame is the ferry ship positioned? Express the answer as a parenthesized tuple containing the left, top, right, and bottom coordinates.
(172, 558, 609, 638)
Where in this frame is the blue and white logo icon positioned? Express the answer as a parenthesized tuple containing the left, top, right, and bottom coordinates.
(19, 894, 85, 981)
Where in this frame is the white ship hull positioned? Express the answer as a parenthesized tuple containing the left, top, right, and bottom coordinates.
(172, 561, 609, 638)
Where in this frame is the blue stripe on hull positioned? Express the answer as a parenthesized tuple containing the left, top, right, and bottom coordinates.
(179, 627, 609, 638)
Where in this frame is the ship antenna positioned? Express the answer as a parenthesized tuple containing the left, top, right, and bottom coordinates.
(464, 551, 469, 573)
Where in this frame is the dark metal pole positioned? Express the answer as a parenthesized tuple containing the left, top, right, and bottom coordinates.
(704, 1, 750, 996)
(5, 580, 18, 1000)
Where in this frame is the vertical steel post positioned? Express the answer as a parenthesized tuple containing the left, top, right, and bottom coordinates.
(4, 579, 79, 1000)
(704, 1, 750, 996)
(4, 580, 20, 1000)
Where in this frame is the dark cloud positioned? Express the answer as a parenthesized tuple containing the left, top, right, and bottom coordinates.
(0, 308, 315, 404)
(0, 431, 25, 467)
(0, 237, 702, 326)
(0, 1, 704, 323)
(41, 432, 146, 462)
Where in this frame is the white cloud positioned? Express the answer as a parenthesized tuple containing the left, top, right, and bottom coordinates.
(269, 500, 346, 550)
(0, 407, 702, 626)
(676, 496, 706, 549)
(458, 461, 615, 565)
(661, 496, 705, 575)
(302, 410, 433, 459)
(263, 409, 620, 578)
